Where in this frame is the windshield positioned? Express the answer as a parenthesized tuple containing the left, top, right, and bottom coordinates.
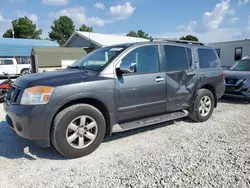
(69, 46, 126, 71)
(230, 60, 250, 71)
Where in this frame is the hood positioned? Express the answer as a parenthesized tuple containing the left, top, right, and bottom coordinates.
(224, 70, 250, 79)
(14, 69, 88, 88)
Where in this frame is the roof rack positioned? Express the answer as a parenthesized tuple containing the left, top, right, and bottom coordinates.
(150, 38, 206, 46)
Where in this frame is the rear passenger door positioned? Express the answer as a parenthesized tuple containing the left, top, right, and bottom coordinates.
(162, 45, 198, 112)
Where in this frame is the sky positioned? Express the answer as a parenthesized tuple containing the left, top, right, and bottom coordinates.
(0, 0, 250, 42)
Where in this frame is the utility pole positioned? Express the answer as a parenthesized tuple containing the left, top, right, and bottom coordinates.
(12, 23, 14, 38)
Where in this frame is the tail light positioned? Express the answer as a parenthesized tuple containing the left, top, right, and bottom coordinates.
(0, 83, 11, 89)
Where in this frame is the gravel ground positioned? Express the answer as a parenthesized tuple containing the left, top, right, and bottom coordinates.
(0, 98, 250, 188)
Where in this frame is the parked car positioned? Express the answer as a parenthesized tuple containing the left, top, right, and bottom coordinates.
(223, 56, 250, 99)
(4, 39, 225, 158)
(0, 58, 30, 76)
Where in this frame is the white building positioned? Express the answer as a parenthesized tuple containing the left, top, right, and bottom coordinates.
(210, 39, 250, 67)
(64, 31, 149, 53)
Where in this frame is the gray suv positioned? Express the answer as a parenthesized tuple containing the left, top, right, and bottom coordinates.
(4, 39, 225, 158)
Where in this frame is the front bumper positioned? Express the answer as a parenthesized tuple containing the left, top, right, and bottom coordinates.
(224, 78, 250, 99)
(4, 102, 50, 147)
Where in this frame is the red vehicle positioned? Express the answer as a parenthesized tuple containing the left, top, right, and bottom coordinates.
(0, 72, 12, 103)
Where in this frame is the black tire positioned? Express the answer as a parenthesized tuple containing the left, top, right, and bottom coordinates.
(189, 89, 215, 122)
(51, 104, 106, 158)
(21, 69, 30, 76)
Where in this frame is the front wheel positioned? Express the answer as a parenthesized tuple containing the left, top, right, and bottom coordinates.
(51, 104, 106, 158)
(189, 89, 215, 122)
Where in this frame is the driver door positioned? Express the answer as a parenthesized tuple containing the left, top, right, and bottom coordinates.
(116, 45, 166, 123)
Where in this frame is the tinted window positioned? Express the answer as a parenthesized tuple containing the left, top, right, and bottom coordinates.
(230, 60, 250, 71)
(164, 45, 188, 71)
(121, 45, 159, 73)
(234, 47, 242, 61)
(215, 49, 220, 58)
(186, 48, 193, 67)
(198, 49, 220, 68)
(0, 60, 13, 65)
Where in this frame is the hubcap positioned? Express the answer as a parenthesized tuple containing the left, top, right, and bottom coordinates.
(199, 96, 211, 117)
(66, 115, 98, 149)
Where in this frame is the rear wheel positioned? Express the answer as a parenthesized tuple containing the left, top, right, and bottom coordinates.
(189, 89, 214, 122)
(51, 104, 106, 158)
(21, 69, 30, 76)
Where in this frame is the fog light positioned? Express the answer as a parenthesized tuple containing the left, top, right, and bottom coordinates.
(15, 122, 22, 132)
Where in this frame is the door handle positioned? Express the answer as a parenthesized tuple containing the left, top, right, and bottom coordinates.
(155, 77, 165, 82)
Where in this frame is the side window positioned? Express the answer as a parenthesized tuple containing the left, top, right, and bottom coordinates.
(164, 45, 189, 71)
(215, 49, 220, 58)
(234, 47, 242, 61)
(198, 49, 220, 68)
(1, 60, 13, 65)
(121, 45, 159, 74)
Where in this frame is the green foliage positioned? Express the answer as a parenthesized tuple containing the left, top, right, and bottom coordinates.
(127, 30, 152, 39)
(2, 29, 13, 38)
(2, 17, 42, 39)
(79, 24, 93, 32)
(49, 16, 75, 46)
(180, 35, 199, 41)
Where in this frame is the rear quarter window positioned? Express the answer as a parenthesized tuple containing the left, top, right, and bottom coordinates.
(198, 49, 220, 68)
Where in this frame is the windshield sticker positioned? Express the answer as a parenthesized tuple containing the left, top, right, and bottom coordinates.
(109, 48, 123, 51)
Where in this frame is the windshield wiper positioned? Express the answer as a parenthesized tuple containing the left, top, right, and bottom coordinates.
(67, 66, 89, 73)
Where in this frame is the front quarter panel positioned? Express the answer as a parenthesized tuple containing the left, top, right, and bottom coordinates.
(43, 76, 116, 142)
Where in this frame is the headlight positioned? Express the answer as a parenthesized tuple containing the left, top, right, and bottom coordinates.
(243, 79, 249, 84)
(21, 86, 54, 105)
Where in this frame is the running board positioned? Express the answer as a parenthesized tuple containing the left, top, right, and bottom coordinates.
(112, 110, 188, 133)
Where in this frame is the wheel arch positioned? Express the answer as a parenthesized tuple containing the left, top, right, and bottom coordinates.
(44, 94, 115, 147)
(54, 98, 111, 135)
(20, 68, 29, 75)
(198, 83, 217, 107)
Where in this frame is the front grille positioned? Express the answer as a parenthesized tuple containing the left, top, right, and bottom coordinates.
(6, 85, 22, 104)
(225, 90, 243, 95)
(225, 78, 239, 85)
(225, 86, 246, 96)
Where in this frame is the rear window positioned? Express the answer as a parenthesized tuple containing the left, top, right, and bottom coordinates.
(198, 49, 220, 68)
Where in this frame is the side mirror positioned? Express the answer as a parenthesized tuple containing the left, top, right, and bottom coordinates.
(119, 61, 136, 74)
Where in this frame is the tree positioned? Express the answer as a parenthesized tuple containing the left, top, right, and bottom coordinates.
(127, 30, 152, 39)
(2, 29, 13, 38)
(180, 35, 199, 41)
(79, 24, 93, 32)
(2, 17, 42, 39)
(49, 16, 75, 46)
(126, 31, 138, 38)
